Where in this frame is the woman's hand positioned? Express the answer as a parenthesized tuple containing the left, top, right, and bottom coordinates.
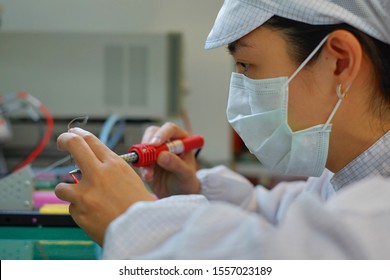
(139, 122, 201, 198)
(55, 127, 155, 246)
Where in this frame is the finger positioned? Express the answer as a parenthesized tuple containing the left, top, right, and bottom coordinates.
(156, 151, 193, 180)
(141, 125, 160, 144)
(150, 122, 190, 146)
(57, 131, 102, 174)
(55, 182, 78, 204)
(68, 127, 117, 162)
(139, 166, 154, 182)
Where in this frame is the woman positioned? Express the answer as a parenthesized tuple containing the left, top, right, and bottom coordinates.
(55, 0, 390, 259)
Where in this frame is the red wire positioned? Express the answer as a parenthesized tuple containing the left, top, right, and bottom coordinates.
(13, 92, 54, 172)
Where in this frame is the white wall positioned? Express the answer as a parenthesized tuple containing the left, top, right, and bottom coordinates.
(0, 0, 233, 165)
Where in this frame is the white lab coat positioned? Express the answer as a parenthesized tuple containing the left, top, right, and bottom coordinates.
(102, 166, 390, 259)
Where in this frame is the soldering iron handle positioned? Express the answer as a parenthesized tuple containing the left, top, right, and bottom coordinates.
(180, 135, 204, 152)
(129, 135, 204, 167)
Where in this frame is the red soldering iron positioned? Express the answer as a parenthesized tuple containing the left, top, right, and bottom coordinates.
(125, 134, 204, 167)
(69, 135, 204, 183)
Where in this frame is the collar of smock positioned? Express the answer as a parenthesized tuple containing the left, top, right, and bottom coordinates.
(331, 131, 390, 191)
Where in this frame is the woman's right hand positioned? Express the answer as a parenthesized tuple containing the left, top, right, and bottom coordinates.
(139, 122, 201, 198)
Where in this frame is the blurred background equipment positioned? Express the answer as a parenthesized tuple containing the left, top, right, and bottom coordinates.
(0, 165, 33, 211)
(0, 32, 183, 119)
(0, 92, 54, 175)
(0, 30, 184, 177)
(0, 30, 184, 175)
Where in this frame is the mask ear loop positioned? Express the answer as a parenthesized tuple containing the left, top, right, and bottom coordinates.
(323, 83, 351, 130)
(286, 35, 330, 85)
(282, 35, 330, 124)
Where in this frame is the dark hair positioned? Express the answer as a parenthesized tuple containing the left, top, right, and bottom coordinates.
(264, 16, 390, 120)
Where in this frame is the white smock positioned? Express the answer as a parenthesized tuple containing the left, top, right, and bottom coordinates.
(102, 132, 390, 259)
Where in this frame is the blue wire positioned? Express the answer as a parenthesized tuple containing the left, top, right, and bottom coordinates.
(99, 113, 124, 148)
(35, 113, 126, 177)
(106, 119, 126, 148)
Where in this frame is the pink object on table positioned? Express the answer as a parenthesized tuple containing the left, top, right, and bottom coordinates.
(33, 190, 69, 208)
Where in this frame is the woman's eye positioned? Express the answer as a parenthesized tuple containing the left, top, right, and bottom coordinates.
(236, 62, 249, 73)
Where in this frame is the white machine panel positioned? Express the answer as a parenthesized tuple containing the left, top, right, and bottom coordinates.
(0, 165, 34, 211)
(0, 32, 182, 119)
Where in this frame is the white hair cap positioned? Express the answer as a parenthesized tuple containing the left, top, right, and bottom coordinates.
(205, 0, 390, 49)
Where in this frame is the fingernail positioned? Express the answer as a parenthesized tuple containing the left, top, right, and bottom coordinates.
(140, 168, 153, 182)
(140, 168, 147, 177)
(68, 127, 80, 133)
(151, 136, 162, 145)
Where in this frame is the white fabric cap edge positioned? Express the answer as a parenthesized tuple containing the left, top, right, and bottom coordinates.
(205, 0, 390, 49)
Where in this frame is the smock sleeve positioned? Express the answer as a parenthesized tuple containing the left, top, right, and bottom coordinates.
(102, 176, 390, 259)
(197, 165, 310, 224)
(102, 166, 312, 259)
(197, 165, 257, 209)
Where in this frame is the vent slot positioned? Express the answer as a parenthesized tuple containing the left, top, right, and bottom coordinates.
(104, 45, 124, 106)
(129, 46, 148, 107)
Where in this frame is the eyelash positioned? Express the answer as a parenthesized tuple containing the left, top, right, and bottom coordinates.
(236, 62, 249, 73)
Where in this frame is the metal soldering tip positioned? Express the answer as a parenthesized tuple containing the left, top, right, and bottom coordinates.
(120, 152, 139, 163)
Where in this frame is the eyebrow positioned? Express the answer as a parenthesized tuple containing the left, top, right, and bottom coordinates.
(227, 40, 253, 55)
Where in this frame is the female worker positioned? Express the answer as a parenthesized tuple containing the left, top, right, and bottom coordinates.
(55, 0, 390, 259)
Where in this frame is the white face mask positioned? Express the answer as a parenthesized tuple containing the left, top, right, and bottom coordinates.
(227, 35, 346, 177)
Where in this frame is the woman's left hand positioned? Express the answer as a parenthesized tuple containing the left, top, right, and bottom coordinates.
(55, 127, 156, 246)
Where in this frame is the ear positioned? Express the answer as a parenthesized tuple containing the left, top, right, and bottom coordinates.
(322, 30, 363, 90)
